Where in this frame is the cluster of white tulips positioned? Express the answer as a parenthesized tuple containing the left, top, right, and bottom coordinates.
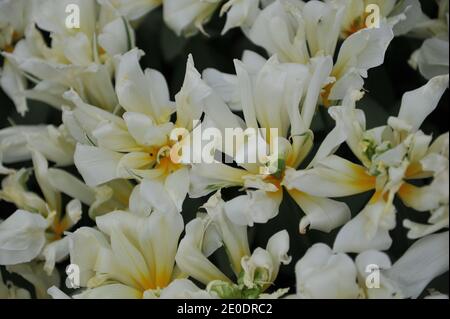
(0, 0, 448, 299)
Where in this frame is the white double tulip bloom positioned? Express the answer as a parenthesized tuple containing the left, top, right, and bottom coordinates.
(409, 0, 449, 79)
(292, 231, 449, 299)
(3, 0, 135, 113)
(289, 75, 449, 252)
(0, 150, 88, 273)
(0, 124, 75, 174)
(0, 0, 37, 115)
(192, 52, 351, 233)
(70, 48, 212, 212)
(176, 191, 291, 298)
(60, 205, 213, 298)
(0, 146, 132, 273)
(246, 0, 394, 106)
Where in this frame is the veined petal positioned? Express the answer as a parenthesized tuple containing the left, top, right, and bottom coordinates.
(114, 48, 150, 115)
(116, 152, 154, 180)
(288, 189, 350, 233)
(123, 112, 173, 147)
(41, 237, 70, 275)
(203, 191, 250, 276)
(233, 59, 258, 130)
(397, 75, 449, 132)
(333, 24, 394, 80)
(0, 60, 28, 115)
(74, 144, 123, 187)
(398, 182, 444, 212)
(138, 210, 184, 290)
(47, 168, 95, 205)
(333, 193, 396, 253)
(69, 227, 110, 287)
(189, 162, 246, 198)
(93, 121, 141, 153)
(384, 231, 449, 299)
(30, 149, 61, 212)
(0, 210, 48, 265)
(164, 167, 189, 212)
(284, 156, 375, 197)
(224, 190, 282, 227)
(176, 218, 231, 286)
(294, 243, 360, 299)
(157, 279, 213, 299)
(98, 17, 135, 57)
(140, 178, 178, 214)
(175, 54, 211, 131)
(163, 0, 220, 36)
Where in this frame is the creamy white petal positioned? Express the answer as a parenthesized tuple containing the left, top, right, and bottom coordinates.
(385, 231, 449, 298)
(74, 144, 123, 186)
(288, 189, 351, 233)
(224, 190, 282, 226)
(333, 195, 396, 253)
(164, 167, 190, 212)
(74, 284, 142, 299)
(140, 178, 179, 214)
(0, 210, 48, 265)
(295, 243, 360, 299)
(47, 168, 95, 205)
(284, 156, 375, 197)
(176, 218, 231, 285)
(397, 75, 449, 132)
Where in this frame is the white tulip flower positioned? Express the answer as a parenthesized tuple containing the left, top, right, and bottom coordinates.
(0, 124, 75, 174)
(0, 150, 96, 273)
(3, 0, 135, 112)
(289, 75, 449, 252)
(66, 208, 212, 298)
(0, 0, 37, 115)
(291, 231, 449, 299)
(71, 49, 211, 212)
(409, 0, 449, 79)
(246, 0, 394, 106)
(176, 191, 291, 298)
(191, 54, 351, 233)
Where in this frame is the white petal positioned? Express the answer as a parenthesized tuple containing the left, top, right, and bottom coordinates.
(385, 231, 449, 298)
(74, 284, 142, 299)
(284, 156, 375, 197)
(288, 190, 350, 234)
(74, 144, 123, 186)
(295, 243, 360, 299)
(333, 195, 396, 253)
(47, 168, 95, 205)
(0, 210, 47, 265)
(140, 178, 178, 214)
(158, 279, 213, 299)
(165, 167, 189, 212)
(176, 217, 230, 285)
(123, 112, 173, 147)
(93, 122, 140, 153)
(397, 75, 449, 131)
(224, 190, 282, 226)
